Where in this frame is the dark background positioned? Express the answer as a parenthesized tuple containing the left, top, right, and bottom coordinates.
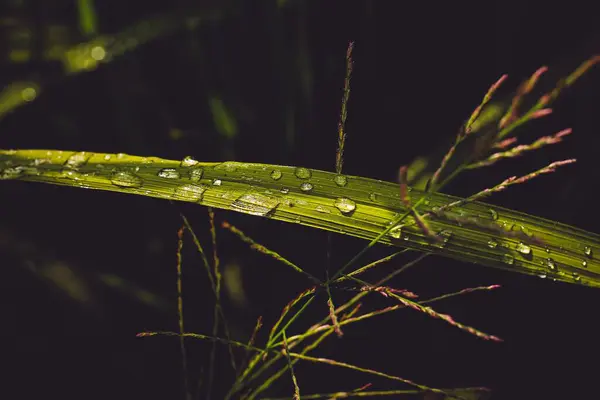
(1, 1, 600, 399)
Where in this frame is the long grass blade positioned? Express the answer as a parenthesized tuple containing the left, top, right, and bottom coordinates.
(2, 149, 599, 288)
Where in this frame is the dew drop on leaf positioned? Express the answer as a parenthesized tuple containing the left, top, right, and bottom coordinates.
(546, 258, 557, 271)
(231, 193, 280, 217)
(173, 184, 206, 202)
(214, 162, 238, 172)
(516, 242, 531, 255)
(502, 254, 515, 265)
(388, 225, 403, 239)
(213, 179, 222, 186)
(110, 170, 143, 188)
(295, 167, 311, 179)
(32, 158, 49, 166)
(60, 169, 83, 180)
(334, 197, 356, 215)
(270, 169, 282, 180)
(64, 151, 91, 169)
(315, 205, 330, 213)
(584, 246, 593, 258)
(180, 156, 199, 167)
(0, 166, 27, 180)
(280, 187, 289, 194)
(158, 168, 180, 179)
(334, 175, 348, 187)
(300, 182, 313, 192)
(582, 260, 588, 268)
(433, 230, 452, 248)
(487, 240, 498, 249)
(521, 225, 533, 238)
(189, 168, 204, 181)
(573, 272, 581, 282)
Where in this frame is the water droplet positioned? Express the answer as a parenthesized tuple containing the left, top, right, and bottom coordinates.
(270, 169, 282, 180)
(173, 184, 206, 202)
(214, 162, 238, 172)
(516, 242, 531, 255)
(294, 167, 311, 179)
(433, 230, 452, 248)
(231, 193, 280, 217)
(315, 205, 330, 213)
(502, 221, 514, 231)
(158, 168, 180, 179)
(103, 154, 112, 161)
(368, 193, 379, 202)
(489, 209, 498, 220)
(546, 258, 557, 271)
(487, 240, 498, 249)
(0, 166, 27, 180)
(389, 225, 403, 239)
(280, 188, 289, 194)
(300, 182, 313, 192)
(32, 158, 49, 166)
(582, 260, 588, 268)
(334, 175, 348, 187)
(64, 151, 91, 169)
(502, 254, 515, 265)
(189, 168, 204, 182)
(334, 197, 356, 215)
(573, 272, 581, 282)
(519, 225, 533, 237)
(60, 169, 83, 180)
(584, 246, 593, 258)
(213, 179, 222, 186)
(538, 273, 547, 279)
(110, 170, 143, 188)
(180, 156, 199, 167)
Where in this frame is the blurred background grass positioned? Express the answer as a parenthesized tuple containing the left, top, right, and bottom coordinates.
(1, 0, 600, 398)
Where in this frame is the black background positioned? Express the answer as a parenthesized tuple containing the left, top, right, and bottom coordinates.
(1, 1, 600, 399)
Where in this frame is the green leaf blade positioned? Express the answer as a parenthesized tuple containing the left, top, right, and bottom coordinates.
(2, 149, 599, 288)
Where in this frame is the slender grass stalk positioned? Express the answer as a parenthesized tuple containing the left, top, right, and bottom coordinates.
(175, 225, 192, 400)
(281, 331, 301, 400)
(206, 208, 223, 400)
(261, 387, 489, 400)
